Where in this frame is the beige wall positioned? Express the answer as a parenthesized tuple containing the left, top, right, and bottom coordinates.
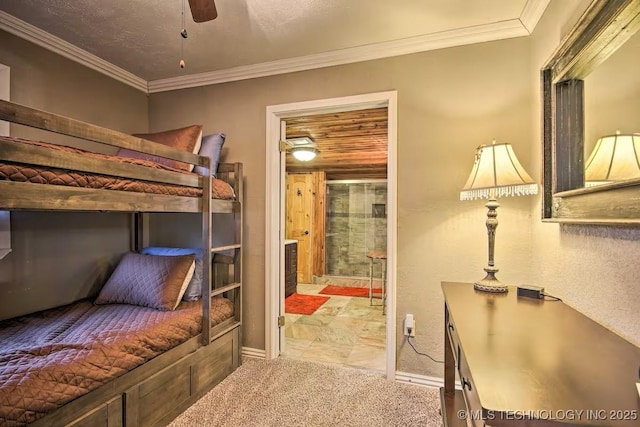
(150, 34, 537, 375)
(584, 30, 640, 156)
(0, 30, 149, 319)
(0, 31, 148, 142)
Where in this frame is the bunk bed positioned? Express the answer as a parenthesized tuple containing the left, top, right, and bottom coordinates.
(0, 99, 243, 427)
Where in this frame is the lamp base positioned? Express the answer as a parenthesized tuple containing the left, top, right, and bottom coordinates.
(474, 267, 508, 293)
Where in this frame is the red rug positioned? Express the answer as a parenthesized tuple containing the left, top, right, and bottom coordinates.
(285, 293, 330, 315)
(319, 285, 383, 298)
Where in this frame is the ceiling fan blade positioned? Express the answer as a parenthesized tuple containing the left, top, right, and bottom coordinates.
(188, 0, 218, 22)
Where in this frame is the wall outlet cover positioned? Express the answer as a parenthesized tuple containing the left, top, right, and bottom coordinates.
(403, 314, 415, 337)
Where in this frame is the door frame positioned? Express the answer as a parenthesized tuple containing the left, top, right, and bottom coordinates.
(265, 91, 398, 380)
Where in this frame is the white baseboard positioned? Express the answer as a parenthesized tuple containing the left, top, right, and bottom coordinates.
(241, 351, 457, 389)
(242, 347, 266, 360)
(395, 371, 461, 390)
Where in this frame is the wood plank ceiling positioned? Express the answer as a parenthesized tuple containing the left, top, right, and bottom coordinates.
(285, 107, 388, 180)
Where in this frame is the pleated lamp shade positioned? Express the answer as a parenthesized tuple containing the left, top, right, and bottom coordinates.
(460, 142, 538, 201)
(585, 132, 640, 187)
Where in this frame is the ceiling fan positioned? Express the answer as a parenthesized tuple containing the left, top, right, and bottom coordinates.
(188, 0, 218, 22)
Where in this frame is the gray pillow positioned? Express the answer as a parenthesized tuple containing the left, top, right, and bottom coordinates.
(95, 252, 195, 310)
(140, 247, 204, 301)
(193, 133, 226, 177)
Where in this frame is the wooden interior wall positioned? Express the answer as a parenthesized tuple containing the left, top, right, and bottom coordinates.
(285, 173, 313, 283)
(285, 107, 388, 179)
(311, 171, 326, 277)
(285, 171, 327, 282)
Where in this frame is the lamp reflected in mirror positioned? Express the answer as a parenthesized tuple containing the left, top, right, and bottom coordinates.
(585, 131, 640, 187)
(541, 0, 640, 222)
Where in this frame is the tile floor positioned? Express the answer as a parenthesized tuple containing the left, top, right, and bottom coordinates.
(281, 283, 386, 372)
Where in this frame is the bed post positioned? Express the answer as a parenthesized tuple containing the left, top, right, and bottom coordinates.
(130, 213, 143, 252)
(201, 158, 212, 345)
(234, 162, 243, 360)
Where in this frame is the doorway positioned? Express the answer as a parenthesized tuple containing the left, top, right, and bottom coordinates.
(265, 91, 397, 380)
(283, 176, 388, 371)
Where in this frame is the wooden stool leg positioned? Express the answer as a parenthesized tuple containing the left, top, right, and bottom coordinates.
(369, 257, 374, 305)
(382, 260, 387, 315)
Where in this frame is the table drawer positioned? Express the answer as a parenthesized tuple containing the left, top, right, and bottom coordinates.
(446, 307, 461, 365)
(458, 348, 483, 426)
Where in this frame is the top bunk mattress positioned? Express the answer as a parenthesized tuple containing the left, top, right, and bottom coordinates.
(0, 137, 235, 200)
(0, 297, 234, 426)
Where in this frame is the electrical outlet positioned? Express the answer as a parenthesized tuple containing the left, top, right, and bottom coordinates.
(404, 314, 415, 337)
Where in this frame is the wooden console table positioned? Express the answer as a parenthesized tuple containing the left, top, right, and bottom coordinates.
(441, 282, 640, 427)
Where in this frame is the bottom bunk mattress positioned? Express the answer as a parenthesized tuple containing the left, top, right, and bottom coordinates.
(0, 297, 234, 426)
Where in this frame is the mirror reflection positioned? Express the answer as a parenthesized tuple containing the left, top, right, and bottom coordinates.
(584, 29, 640, 187)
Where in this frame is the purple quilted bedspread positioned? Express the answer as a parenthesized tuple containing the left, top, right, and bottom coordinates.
(0, 298, 233, 426)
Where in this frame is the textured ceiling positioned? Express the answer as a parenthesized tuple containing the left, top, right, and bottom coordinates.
(0, 0, 534, 82)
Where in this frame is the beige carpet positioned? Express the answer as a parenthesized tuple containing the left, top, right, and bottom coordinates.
(169, 357, 442, 427)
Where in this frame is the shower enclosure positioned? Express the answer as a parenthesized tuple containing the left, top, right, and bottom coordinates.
(325, 180, 387, 279)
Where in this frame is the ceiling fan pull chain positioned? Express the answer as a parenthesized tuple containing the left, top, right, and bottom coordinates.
(180, 0, 187, 69)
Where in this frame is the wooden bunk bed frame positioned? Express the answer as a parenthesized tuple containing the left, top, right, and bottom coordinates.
(0, 99, 243, 427)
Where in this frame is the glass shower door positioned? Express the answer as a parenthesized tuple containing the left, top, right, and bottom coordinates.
(325, 180, 387, 278)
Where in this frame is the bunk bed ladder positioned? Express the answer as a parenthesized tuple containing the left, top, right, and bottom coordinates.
(206, 163, 243, 359)
(202, 162, 213, 345)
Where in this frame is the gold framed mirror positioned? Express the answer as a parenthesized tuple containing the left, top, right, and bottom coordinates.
(541, 0, 640, 223)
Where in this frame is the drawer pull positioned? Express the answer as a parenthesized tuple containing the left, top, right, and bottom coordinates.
(462, 377, 472, 391)
(448, 323, 454, 331)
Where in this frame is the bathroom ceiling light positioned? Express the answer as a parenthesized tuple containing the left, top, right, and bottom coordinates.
(291, 146, 318, 161)
(285, 137, 318, 161)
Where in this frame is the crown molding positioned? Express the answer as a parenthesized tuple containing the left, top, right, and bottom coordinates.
(0, 0, 550, 94)
(148, 19, 529, 93)
(520, 0, 552, 33)
(0, 11, 148, 93)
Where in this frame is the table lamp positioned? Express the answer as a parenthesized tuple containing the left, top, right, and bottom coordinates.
(460, 141, 538, 293)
